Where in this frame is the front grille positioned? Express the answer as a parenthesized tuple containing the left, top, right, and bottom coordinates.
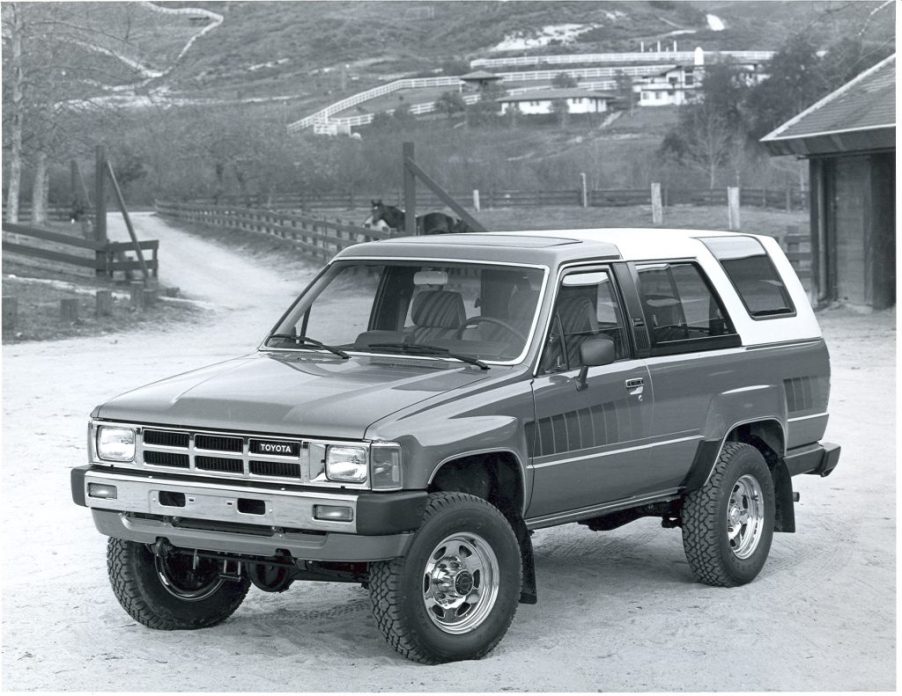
(144, 451, 190, 468)
(195, 434, 243, 452)
(134, 426, 344, 487)
(250, 460, 301, 478)
(144, 430, 189, 448)
(196, 456, 243, 473)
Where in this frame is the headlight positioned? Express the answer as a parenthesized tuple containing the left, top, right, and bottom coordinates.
(371, 443, 402, 490)
(325, 445, 368, 483)
(96, 426, 136, 462)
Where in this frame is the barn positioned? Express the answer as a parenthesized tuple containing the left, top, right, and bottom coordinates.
(761, 54, 895, 309)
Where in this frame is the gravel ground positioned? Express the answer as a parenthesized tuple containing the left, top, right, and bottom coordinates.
(1, 213, 895, 691)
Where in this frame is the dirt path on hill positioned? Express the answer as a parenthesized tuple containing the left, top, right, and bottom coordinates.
(1, 214, 895, 691)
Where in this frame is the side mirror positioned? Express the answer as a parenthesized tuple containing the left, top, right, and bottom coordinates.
(576, 336, 616, 391)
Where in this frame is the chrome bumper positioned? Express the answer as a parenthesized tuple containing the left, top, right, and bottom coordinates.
(81, 467, 362, 533)
(74, 466, 425, 562)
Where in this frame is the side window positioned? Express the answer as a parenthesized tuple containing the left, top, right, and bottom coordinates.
(636, 262, 738, 353)
(540, 269, 628, 374)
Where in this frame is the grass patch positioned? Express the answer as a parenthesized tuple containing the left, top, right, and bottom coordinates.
(2, 267, 202, 344)
(474, 204, 809, 240)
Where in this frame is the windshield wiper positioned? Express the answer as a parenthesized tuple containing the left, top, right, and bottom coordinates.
(266, 334, 349, 359)
(367, 342, 489, 370)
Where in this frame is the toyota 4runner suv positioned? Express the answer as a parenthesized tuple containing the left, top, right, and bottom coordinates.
(72, 229, 840, 664)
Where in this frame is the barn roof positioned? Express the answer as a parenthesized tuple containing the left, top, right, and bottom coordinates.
(497, 88, 616, 103)
(761, 54, 895, 156)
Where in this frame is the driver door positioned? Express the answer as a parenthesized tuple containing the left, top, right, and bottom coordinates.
(527, 267, 653, 521)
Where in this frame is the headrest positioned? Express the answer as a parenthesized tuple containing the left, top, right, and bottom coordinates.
(411, 290, 466, 329)
(556, 291, 597, 333)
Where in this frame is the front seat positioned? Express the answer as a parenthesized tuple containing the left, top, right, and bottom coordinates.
(409, 290, 466, 343)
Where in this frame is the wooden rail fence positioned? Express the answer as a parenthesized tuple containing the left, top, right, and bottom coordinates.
(182, 186, 807, 213)
(154, 201, 392, 262)
(1, 205, 94, 224)
(2, 221, 158, 278)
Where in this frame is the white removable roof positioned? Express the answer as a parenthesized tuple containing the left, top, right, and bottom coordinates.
(490, 229, 822, 346)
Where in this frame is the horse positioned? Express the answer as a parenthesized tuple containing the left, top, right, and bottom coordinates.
(369, 199, 467, 236)
(362, 213, 391, 232)
(369, 200, 405, 230)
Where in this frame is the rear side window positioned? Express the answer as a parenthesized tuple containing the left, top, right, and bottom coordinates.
(702, 237, 795, 318)
(636, 262, 739, 355)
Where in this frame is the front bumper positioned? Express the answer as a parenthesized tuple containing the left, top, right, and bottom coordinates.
(72, 465, 426, 561)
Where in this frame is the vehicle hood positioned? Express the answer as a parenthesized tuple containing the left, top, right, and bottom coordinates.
(93, 351, 491, 439)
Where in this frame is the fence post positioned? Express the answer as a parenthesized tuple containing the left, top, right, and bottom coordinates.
(2, 297, 17, 332)
(130, 282, 145, 312)
(728, 186, 741, 230)
(94, 145, 107, 275)
(60, 298, 79, 323)
(651, 182, 663, 225)
(473, 189, 481, 212)
(403, 142, 417, 236)
(580, 173, 588, 208)
(95, 290, 113, 317)
(785, 187, 792, 212)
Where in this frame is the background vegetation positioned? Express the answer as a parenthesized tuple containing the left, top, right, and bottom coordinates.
(2, 1, 894, 214)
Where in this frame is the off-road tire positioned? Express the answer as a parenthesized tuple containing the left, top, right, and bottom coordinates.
(107, 538, 250, 630)
(681, 442, 775, 587)
(369, 492, 521, 664)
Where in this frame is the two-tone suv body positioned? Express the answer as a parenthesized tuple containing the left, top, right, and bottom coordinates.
(72, 229, 840, 663)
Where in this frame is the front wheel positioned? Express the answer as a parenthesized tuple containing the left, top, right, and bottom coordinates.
(369, 492, 521, 664)
(681, 442, 775, 587)
(107, 538, 250, 629)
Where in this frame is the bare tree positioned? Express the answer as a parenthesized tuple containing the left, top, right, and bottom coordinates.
(2, 3, 137, 223)
(661, 101, 736, 187)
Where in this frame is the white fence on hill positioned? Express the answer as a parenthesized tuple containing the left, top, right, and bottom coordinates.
(471, 50, 775, 69)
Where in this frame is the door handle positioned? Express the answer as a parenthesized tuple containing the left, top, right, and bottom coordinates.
(625, 377, 645, 399)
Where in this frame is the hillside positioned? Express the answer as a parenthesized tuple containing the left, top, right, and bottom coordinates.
(38, 1, 892, 113)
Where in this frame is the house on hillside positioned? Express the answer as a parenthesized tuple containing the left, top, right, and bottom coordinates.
(761, 54, 895, 309)
(636, 64, 699, 106)
(635, 48, 767, 107)
(497, 88, 616, 116)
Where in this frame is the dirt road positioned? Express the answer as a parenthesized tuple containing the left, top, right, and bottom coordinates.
(2, 214, 895, 690)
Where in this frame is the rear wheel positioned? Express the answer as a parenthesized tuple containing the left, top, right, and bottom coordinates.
(369, 492, 521, 664)
(107, 538, 250, 629)
(681, 443, 775, 587)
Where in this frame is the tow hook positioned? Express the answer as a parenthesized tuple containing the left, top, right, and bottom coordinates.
(219, 558, 243, 582)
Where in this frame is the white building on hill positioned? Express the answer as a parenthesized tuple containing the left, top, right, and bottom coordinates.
(497, 88, 616, 115)
(635, 47, 767, 107)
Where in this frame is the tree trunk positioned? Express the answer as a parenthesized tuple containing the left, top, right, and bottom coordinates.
(5, 4, 25, 223)
(31, 150, 49, 224)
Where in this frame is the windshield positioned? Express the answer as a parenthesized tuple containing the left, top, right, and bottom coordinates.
(266, 260, 546, 363)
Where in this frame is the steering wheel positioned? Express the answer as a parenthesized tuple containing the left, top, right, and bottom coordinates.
(454, 316, 527, 342)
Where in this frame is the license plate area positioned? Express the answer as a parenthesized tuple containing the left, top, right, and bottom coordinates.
(149, 489, 273, 524)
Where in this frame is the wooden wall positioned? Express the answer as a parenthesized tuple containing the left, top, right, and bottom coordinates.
(809, 150, 895, 309)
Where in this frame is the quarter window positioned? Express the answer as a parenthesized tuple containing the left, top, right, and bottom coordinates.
(636, 262, 738, 354)
(701, 237, 795, 318)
